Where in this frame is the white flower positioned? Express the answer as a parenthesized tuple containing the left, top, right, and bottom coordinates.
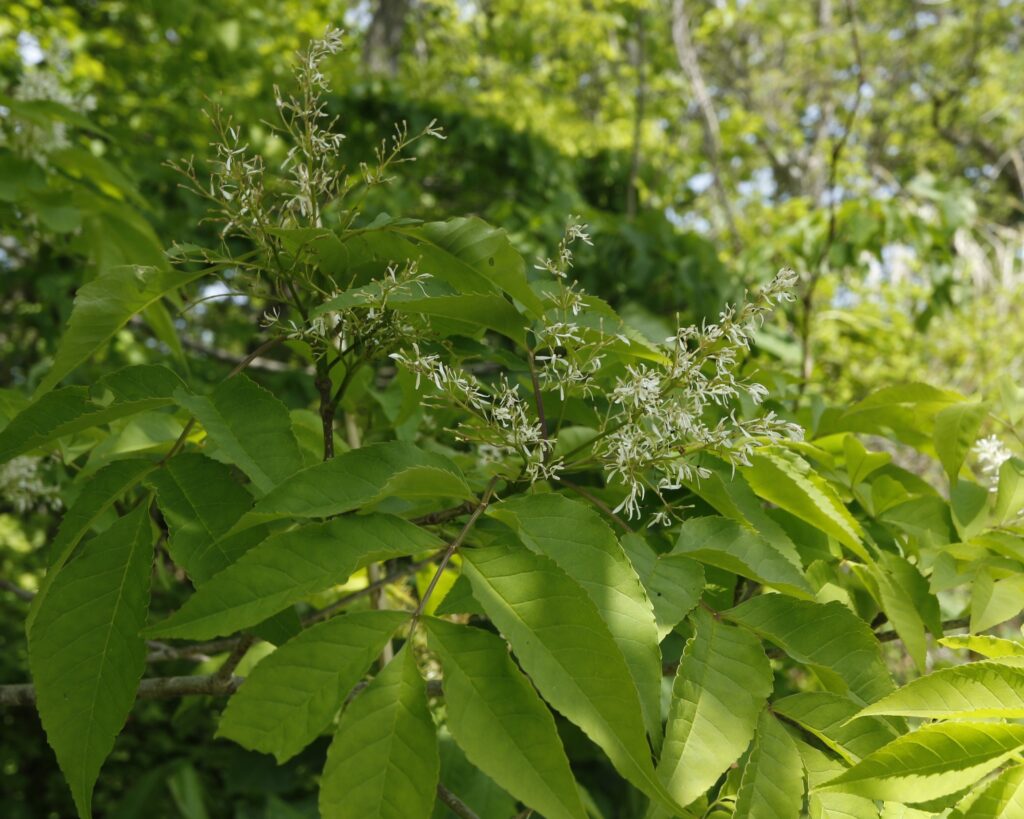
(975, 435, 1012, 490)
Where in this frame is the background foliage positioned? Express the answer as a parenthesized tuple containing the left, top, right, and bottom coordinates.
(2, 1, 1024, 817)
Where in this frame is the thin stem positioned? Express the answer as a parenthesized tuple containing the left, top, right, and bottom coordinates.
(410, 477, 500, 632)
(436, 785, 481, 819)
(214, 635, 254, 682)
(303, 552, 444, 627)
(527, 350, 549, 447)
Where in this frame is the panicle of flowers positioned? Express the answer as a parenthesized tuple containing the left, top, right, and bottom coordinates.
(389, 345, 555, 481)
(975, 434, 1012, 491)
(532, 219, 614, 400)
(534, 215, 592, 278)
(0, 48, 96, 165)
(596, 268, 804, 520)
(359, 118, 446, 187)
(0, 456, 62, 514)
(274, 27, 348, 226)
(264, 259, 429, 358)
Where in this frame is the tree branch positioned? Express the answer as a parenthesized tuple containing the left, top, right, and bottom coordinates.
(436, 784, 481, 819)
(876, 616, 970, 644)
(0, 578, 33, 603)
(798, 0, 865, 390)
(626, 10, 646, 219)
(670, 0, 741, 253)
(2, 673, 445, 708)
(1, 674, 244, 707)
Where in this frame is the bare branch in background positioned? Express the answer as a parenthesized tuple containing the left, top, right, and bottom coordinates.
(798, 0, 866, 388)
(626, 10, 647, 220)
(671, 0, 741, 253)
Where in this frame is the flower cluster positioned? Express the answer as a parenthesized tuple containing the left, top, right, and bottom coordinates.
(0, 456, 61, 514)
(389, 345, 556, 482)
(599, 269, 802, 521)
(264, 260, 430, 359)
(1, 57, 96, 166)
(534, 216, 592, 279)
(975, 434, 1012, 491)
(389, 214, 804, 523)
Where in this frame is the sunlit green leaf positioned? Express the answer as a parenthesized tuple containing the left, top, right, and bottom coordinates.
(218, 610, 408, 762)
(461, 542, 683, 815)
(425, 618, 587, 819)
(145, 514, 439, 640)
(655, 607, 771, 810)
(319, 647, 439, 819)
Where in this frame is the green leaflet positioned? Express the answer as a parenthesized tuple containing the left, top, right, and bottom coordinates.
(148, 453, 265, 583)
(461, 543, 684, 815)
(994, 458, 1024, 525)
(432, 731, 519, 818)
(29, 505, 154, 818)
(433, 572, 486, 617)
(619, 533, 704, 640)
(933, 402, 989, 482)
(491, 494, 663, 743)
(409, 217, 542, 315)
(315, 285, 528, 345)
(231, 441, 472, 531)
(843, 434, 892, 487)
(37, 263, 210, 394)
(725, 596, 893, 705)
(940, 635, 1024, 658)
(742, 449, 868, 560)
(175, 374, 304, 495)
(0, 364, 183, 464)
(772, 692, 900, 764)
(424, 618, 587, 819)
(27, 458, 155, 632)
(144, 513, 440, 640)
(827, 382, 964, 446)
(684, 455, 802, 567)
(950, 764, 1024, 818)
(656, 607, 772, 810)
(798, 741, 879, 819)
(319, 647, 439, 819)
(856, 661, 1024, 720)
(331, 216, 543, 316)
(734, 711, 805, 819)
(149, 453, 297, 645)
(817, 722, 1024, 803)
(218, 610, 409, 762)
(971, 568, 1024, 632)
(855, 553, 941, 674)
(671, 516, 812, 599)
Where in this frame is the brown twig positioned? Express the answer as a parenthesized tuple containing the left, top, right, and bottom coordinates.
(302, 552, 444, 627)
(0, 674, 244, 707)
(412, 502, 474, 526)
(214, 635, 254, 682)
(797, 0, 865, 389)
(876, 616, 970, 644)
(436, 784, 481, 819)
(0, 578, 34, 603)
(2, 674, 444, 708)
(146, 637, 241, 663)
